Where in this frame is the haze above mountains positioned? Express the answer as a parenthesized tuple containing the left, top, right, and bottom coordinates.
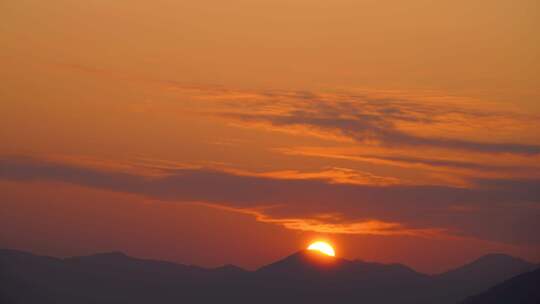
(1, 248, 538, 304)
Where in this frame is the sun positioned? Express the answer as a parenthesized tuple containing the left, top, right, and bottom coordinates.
(307, 241, 335, 257)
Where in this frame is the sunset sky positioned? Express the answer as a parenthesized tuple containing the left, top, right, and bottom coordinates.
(1, 0, 539, 273)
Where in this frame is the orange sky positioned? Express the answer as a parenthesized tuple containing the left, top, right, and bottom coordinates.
(1, 0, 539, 273)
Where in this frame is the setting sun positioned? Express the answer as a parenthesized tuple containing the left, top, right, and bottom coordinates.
(307, 241, 336, 257)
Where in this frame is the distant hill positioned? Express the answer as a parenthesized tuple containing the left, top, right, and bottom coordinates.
(461, 267, 540, 304)
(0, 248, 536, 304)
(253, 250, 432, 303)
(433, 253, 535, 303)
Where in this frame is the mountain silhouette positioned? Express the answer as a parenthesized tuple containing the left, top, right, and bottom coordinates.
(438, 253, 534, 283)
(432, 253, 535, 303)
(0, 248, 536, 304)
(461, 267, 540, 304)
(257, 250, 347, 274)
(257, 250, 427, 284)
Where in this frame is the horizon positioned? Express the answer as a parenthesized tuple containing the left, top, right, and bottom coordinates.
(3, 245, 538, 304)
(1, 245, 537, 275)
(1, 0, 540, 276)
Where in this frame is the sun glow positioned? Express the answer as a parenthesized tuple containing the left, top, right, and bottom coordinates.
(307, 241, 335, 257)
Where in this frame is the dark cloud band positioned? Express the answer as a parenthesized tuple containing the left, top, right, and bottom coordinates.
(1, 156, 539, 245)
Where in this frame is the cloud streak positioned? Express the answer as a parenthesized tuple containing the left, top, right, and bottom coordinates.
(162, 84, 540, 155)
(277, 147, 540, 179)
(1, 156, 539, 245)
(221, 106, 540, 155)
(53, 63, 540, 156)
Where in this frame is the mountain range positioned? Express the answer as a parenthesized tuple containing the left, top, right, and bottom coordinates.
(0, 248, 537, 304)
(461, 267, 540, 304)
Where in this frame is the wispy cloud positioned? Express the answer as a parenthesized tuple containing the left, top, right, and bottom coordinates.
(161, 84, 539, 183)
(277, 146, 540, 180)
(55, 63, 540, 156)
(1, 156, 539, 245)
(213, 94, 540, 155)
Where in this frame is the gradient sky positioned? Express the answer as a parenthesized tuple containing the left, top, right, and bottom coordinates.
(1, 0, 539, 273)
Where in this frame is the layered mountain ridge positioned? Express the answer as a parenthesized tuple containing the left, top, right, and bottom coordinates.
(0, 248, 537, 304)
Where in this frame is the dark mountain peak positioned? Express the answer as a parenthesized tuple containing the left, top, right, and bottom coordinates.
(436, 252, 536, 300)
(256, 250, 428, 282)
(461, 268, 540, 304)
(256, 249, 346, 275)
(442, 253, 533, 278)
(472, 253, 528, 264)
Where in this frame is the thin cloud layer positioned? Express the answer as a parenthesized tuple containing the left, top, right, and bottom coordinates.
(277, 147, 540, 180)
(212, 93, 540, 155)
(163, 85, 539, 184)
(2, 156, 539, 245)
(159, 84, 540, 155)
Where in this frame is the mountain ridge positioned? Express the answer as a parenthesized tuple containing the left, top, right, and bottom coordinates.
(461, 267, 540, 304)
(0, 248, 536, 304)
(2, 248, 530, 275)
